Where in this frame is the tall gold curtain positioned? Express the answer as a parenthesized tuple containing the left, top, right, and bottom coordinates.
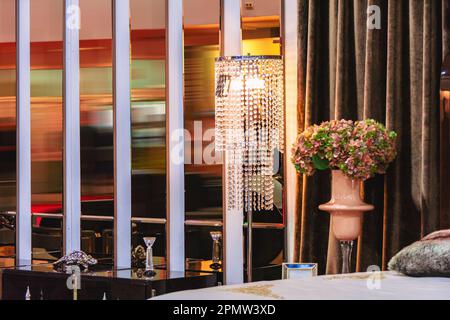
(294, 0, 450, 275)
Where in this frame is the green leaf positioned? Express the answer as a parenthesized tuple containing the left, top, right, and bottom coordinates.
(312, 155, 329, 171)
(389, 131, 397, 139)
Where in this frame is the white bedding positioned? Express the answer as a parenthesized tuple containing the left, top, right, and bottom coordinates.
(153, 272, 450, 300)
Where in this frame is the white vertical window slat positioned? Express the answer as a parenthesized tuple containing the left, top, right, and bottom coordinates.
(166, 0, 185, 272)
(63, 0, 81, 254)
(220, 0, 243, 285)
(113, 0, 132, 268)
(15, 0, 32, 265)
(282, 0, 299, 263)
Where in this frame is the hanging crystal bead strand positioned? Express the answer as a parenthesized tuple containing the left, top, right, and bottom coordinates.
(215, 57, 283, 212)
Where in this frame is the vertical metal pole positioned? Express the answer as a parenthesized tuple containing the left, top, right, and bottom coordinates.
(282, 0, 299, 263)
(112, 0, 131, 268)
(246, 210, 253, 282)
(220, 0, 243, 285)
(63, 0, 81, 254)
(166, 0, 185, 272)
(15, 0, 32, 265)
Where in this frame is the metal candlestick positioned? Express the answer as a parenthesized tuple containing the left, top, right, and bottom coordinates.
(247, 209, 253, 282)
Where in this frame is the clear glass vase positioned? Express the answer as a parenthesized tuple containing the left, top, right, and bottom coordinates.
(340, 240, 354, 274)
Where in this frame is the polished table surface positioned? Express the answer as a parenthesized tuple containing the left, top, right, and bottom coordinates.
(9, 262, 213, 280)
(1, 263, 218, 300)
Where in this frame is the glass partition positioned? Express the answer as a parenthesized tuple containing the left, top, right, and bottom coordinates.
(0, 0, 284, 276)
(0, 0, 16, 267)
(79, 0, 114, 263)
(242, 1, 284, 279)
(183, 0, 222, 271)
(30, 0, 64, 262)
(130, 0, 167, 267)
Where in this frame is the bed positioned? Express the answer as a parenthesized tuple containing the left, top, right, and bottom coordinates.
(152, 272, 450, 300)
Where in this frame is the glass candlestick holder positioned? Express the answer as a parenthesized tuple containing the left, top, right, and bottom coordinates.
(209, 231, 222, 270)
(143, 237, 156, 277)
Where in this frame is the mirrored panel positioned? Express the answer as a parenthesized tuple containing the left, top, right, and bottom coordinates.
(79, 0, 114, 263)
(183, 0, 222, 272)
(0, 0, 16, 267)
(130, 0, 167, 267)
(242, 0, 284, 280)
(30, 0, 64, 262)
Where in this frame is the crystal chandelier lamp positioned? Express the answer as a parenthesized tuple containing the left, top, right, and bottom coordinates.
(215, 56, 284, 212)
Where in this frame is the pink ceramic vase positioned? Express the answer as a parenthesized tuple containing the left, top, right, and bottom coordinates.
(319, 170, 374, 273)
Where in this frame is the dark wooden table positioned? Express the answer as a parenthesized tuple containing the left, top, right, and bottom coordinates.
(1, 264, 218, 300)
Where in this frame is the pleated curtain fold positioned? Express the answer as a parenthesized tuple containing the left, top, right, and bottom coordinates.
(295, 0, 450, 275)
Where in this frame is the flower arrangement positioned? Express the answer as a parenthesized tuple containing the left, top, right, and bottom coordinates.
(292, 119, 397, 181)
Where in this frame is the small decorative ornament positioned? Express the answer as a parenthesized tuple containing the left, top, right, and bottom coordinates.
(143, 237, 156, 277)
(209, 231, 222, 270)
(102, 292, 107, 300)
(53, 250, 98, 272)
(0, 213, 15, 230)
(135, 268, 144, 278)
(25, 286, 31, 300)
(131, 245, 146, 269)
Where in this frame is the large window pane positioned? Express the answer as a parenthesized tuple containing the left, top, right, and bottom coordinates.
(30, 0, 64, 262)
(0, 0, 16, 267)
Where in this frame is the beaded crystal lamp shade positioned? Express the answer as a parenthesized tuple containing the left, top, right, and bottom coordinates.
(215, 56, 284, 212)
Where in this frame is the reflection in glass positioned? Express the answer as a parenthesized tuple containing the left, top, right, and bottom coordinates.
(184, 0, 222, 220)
(143, 236, 156, 276)
(241, 13, 283, 219)
(130, 0, 167, 265)
(134, 223, 166, 268)
(209, 231, 222, 270)
(78, 0, 114, 262)
(241, 3, 285, 274)
(183, 0, 222, 271)
(0, 0, 16, 267)
(30, 0, 64, 261)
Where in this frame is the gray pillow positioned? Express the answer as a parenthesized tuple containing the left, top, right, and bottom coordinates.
(388, 230, 450, 277)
